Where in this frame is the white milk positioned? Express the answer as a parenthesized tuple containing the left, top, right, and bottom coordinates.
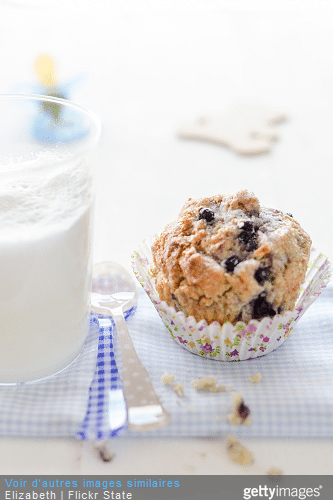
(0, 154, 93, 383)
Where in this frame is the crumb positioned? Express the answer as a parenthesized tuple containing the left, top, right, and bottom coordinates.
(214, 386, 226, 392)
(162, 373, 184, 396)
(267, 467, 283, 483)
(226, 435, 254, 466)
(250, 373, 262, 383)
(186, 406, 196, 412)
(161, 373, 175, 384)
(228, 392, 251, 426)
(191, 376, 226, 392)
(242, 416, 252, 427)
(267, 467, 283, 476)
(172, 382, 184, 397)
(188, 465, 196, 472)
(199, 452, 207, 458)
(95, 444, 115, 462)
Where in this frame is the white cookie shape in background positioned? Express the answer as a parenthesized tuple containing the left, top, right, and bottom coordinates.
(177, 101, 287, 155)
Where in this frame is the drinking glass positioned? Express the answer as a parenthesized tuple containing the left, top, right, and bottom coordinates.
(0, 94, 101, 384)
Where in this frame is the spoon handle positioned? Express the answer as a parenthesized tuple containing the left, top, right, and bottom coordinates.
(113, 312, 169, 432)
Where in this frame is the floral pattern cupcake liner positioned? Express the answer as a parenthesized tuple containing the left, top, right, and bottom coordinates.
(131, 240, 331, 361)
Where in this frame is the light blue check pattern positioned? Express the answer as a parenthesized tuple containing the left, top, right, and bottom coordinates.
(0, 318, 99, 437)
(121, 284, 333, 438)
(76, 309, 134, 441)
(0, 284, 332, 439)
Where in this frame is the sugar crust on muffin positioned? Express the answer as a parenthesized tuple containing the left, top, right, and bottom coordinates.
(151, 190, 312, 325)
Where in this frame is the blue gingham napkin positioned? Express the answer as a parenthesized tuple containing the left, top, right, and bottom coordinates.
(0, 283, 332, 439)
(116, 283, 333, 438)
(0, 319, 99, 437)
(0, 310, 131, 439)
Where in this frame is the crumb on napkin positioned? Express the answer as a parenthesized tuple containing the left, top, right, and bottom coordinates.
(250, 373, 262, 383)
(191, 376, 226, 392)
(228, 392, 251, 426)
(161, 373, 184, 397)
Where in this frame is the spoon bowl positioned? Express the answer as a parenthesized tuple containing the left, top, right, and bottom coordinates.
(91, 261, 169, 432)
(91, 262, 137, 314)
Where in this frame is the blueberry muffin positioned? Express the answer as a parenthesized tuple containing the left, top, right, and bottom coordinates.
(151, 190, 312, 325)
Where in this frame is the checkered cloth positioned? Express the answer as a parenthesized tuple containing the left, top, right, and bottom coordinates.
(0, 319, 99, 437)
(76, 310, 133, 440)
(0, 284, 332, 439)
(122, 284, 333, 438)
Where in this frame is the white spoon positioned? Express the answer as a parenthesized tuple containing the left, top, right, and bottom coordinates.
(91, 261, 169, 432)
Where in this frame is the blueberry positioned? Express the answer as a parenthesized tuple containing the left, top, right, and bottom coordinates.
(198, 207, 215, 224)
(254, 266, 272, 285)
(225, 255, 241, 273)
(239, 231, 258, 250)
(285, 213, 293, 218)
(239, 221, 255, 232)
(243, 234, 258, 251)
(171, 294, 181, 311)
(238, 221, 258, 251)
(252, 293, 276, 320)
(238, 401, 250, 420)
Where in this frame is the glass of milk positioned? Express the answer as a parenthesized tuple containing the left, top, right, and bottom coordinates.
(0, 94, 101, 384)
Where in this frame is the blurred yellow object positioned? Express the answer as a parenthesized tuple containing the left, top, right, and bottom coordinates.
(34, 54, 66, 120)
(34, 54, 57, 88)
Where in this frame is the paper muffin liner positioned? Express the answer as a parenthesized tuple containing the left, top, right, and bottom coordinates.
(131, 239, 331, 361)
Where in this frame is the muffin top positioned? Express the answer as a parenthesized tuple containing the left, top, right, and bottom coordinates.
(151, 190, 312, 325)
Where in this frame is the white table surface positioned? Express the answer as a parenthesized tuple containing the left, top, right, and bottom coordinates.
(0, 0, 333, 476)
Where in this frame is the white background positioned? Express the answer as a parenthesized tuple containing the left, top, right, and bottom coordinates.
(0, 0, 332, 475)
